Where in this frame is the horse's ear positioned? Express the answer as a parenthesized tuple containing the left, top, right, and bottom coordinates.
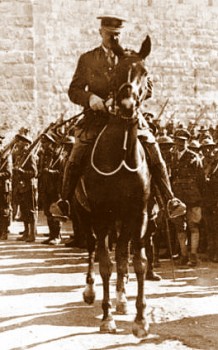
(138, 35, 151, 59)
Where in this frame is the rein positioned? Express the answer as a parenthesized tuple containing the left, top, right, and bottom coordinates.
(91, 119, 144, 176)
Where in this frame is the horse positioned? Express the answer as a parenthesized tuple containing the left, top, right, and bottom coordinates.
(75, 36, 152, 337)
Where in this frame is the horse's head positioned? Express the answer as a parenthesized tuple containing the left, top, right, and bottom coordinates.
(111, 36, 151, 119)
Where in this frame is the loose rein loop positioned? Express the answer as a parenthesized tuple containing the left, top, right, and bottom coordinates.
(91, 124, 144, 176)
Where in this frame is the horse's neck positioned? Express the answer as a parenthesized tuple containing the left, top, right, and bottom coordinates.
(91, 117, 144, 174)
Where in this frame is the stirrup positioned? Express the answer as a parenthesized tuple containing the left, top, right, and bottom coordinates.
(167, 198, 186, 219)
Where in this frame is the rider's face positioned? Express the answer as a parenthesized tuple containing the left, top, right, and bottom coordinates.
(100, 28, 121, 49)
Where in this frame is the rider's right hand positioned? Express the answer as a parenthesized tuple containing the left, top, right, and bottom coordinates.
(89, 94, 105, 111)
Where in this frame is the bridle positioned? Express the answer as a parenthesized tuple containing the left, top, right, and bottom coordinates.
(111, 59, 149, 120)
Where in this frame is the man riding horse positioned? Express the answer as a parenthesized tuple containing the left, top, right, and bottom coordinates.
(57, 15, 185, 219)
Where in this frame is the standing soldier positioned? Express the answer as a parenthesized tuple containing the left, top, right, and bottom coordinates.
(38, 133, 62, 245)
(153, 134, 178, 264)
(171, 129, 205, 267)
(0, 135, 12, 240)
(200, 137, 217, 260)
(201, 138, 216, 179)
(203, 148, 218, 262)
(14, 134, 38, 242)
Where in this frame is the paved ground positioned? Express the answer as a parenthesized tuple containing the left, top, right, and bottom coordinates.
(0, 213, 218, 350)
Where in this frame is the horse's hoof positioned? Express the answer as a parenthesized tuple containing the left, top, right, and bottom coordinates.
(132, 319, 149, 338)
(100, 318, 117, 333)
(116, 302, 128, 314)
(83, 285, 96, 305)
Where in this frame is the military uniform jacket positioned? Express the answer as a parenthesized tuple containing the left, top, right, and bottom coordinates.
(203, 157, 218, 207)
(171, 149, 204, 206)
(69, 46, 116, 108)
(38, 149, 61, 195)
(68, 46, 115, 141)
(0, 153, 12, 194)
(13, 153, 38, 194)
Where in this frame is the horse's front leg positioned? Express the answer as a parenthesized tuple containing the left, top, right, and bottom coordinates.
(97, 237, 116, 333)
(83, 230, 96, 305)
(132, 216, 150, 338)
(115, 237, 129, 315)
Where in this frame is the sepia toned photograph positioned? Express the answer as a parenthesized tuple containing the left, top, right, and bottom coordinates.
(0, 0, 217, 349)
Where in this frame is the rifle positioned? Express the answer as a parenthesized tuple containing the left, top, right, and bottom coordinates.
(46, 110, 87, 169)
(52, 110, 86, 134)
(190, 105, 208, 131)
(16, 121, 58, 169)
(156, 98, 169, 121)
(16, 110, 87, 170)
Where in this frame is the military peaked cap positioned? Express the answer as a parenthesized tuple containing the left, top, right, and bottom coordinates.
(174, 129, 190, 140)
(97, 15, 126, 33)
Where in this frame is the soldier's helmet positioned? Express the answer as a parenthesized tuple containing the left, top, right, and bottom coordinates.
(40, 133, 56, 144)
(201, 138, 216, 147)
(62, 135, 75, 144)
(15, 133, 32, 144)
(189, 139, 201, 149)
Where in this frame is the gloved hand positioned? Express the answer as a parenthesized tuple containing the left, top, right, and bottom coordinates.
(89, 94, 105, 111)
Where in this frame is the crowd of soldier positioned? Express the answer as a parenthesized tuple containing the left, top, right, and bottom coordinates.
(0, 116, 217, 271)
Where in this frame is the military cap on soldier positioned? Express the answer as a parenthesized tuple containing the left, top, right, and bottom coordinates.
(157, 135, 174, 145)
(97, 15, 126, 33)
(41, 133, 56, 144)
(174, 129, 190, 140)
(15, 133, 32, 144)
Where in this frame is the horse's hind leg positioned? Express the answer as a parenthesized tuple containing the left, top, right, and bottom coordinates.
(97, 232, 116, 333)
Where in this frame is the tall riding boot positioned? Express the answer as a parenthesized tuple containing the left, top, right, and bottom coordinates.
(62, 161, 82, 201)
(58, 161, 82, 217)
(141, 141, 186, 218)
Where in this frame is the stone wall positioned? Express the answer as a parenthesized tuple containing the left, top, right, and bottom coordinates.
(0, 0, 218, 138)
